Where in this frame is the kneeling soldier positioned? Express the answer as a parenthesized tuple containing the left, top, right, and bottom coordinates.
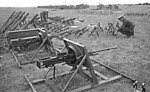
(116, 15, 135, 37)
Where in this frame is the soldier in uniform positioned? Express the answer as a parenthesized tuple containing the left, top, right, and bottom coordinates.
(133, 80, 138, 92)
(116, 15, 135, 37)
(0, 56, 3, 69)
(142, 83, 146, 92)
(40, 10, 49, 22)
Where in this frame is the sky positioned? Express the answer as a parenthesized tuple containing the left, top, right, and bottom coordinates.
(0, 0, 150, 7)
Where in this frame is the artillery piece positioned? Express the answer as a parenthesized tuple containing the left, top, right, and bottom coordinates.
(25, 38, 118, 92)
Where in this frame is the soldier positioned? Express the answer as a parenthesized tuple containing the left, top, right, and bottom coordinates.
(40, 10, 49, 22)
(133, 80, 138, 92)
(116, 15, 135, 37)
(142, 83, 146, 92)
(0, 56, 3, 69)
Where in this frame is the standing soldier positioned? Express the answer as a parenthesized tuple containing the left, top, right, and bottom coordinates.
(142, 83, 146, 92)
(40, 10, 49, 22)
(115, 15, 135, 37)
(133, 80, 138, 92)
(0, 56, 3, 70)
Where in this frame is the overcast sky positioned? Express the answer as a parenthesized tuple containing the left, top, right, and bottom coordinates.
(0, 0, 150, 7)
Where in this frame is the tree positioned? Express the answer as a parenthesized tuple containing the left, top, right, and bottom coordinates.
(97, 3, 105, 10)
(113, 5, 119, 10)
(107, 4, 113, 10)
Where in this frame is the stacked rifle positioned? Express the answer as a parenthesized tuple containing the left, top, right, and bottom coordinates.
(0, 11, 29, 33)
(0, 11, 31, 54)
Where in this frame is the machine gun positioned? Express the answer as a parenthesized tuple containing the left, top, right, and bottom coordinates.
(37, 38, 117, 69)
(7, 28, 57, 67)
(26, 38, 117, 92)
(6, 28, 44, 51)
(62, 18, 76, 23)
(62, 18, 76, 25)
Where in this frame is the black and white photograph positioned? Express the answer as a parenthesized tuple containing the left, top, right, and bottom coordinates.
(0, 0, 149, 92)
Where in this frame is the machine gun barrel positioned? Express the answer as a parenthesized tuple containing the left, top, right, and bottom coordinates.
(88, 46, 117, 56)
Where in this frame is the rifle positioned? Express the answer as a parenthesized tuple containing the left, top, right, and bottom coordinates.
(88, 46, 117, 56)
(0, 11, 16, 31)
(21, 14, 38, 30)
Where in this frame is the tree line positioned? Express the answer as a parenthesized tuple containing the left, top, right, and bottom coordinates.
(37, 4, 90, 9)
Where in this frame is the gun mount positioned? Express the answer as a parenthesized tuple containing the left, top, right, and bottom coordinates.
(6, 28, 45, 51)
(35, 38, 117, 92)
(7, 28, 57, 67)
(24, 38, 119, 92)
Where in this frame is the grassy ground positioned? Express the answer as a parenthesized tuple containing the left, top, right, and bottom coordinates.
(0, 5, 150, 92)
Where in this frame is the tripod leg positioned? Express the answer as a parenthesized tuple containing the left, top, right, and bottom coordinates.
(44, 66, 53, 78)
(53, 65, 56, 79)
(29, 37, 47, 63)
(62, 55, 87, 92)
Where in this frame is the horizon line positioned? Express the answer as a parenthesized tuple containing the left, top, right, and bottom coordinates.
(0, 3, 149, 8)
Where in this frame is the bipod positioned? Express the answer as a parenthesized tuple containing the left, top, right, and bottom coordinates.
(113, 22, 120, 36)
(88, 26, 99, 37)
(88, 22, 103, 37)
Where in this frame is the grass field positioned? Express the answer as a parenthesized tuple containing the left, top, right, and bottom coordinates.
(0, 5, 150, 92)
